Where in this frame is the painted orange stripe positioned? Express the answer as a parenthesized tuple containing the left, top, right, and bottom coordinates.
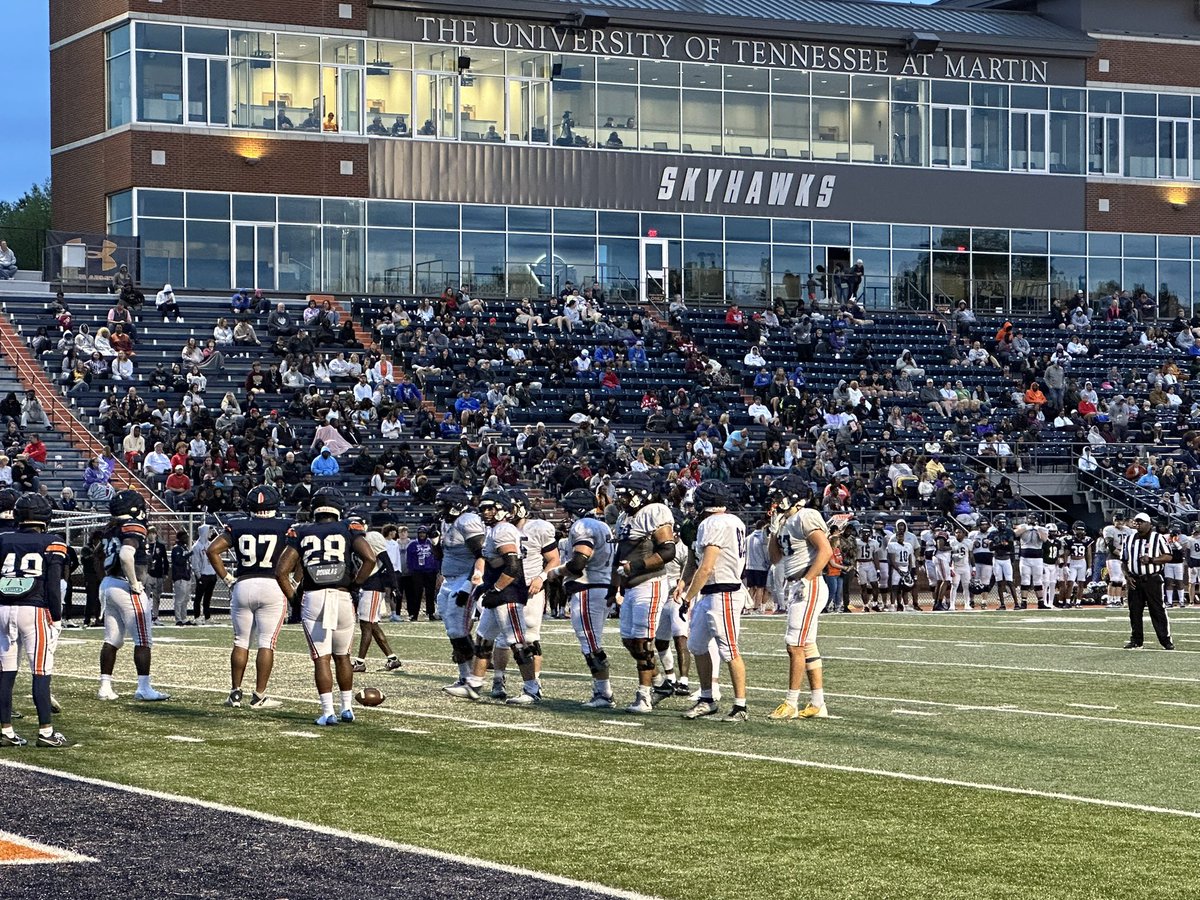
(0, 839, 56, 863)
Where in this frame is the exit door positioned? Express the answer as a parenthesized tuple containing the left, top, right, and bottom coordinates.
(639, 237, 670, 303)
(825, 246, 851, 304)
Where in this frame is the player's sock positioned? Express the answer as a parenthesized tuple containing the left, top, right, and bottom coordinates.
(652, 673, 666, 688)
(0, 670, 15, 724)
(457, 661, 472, 680)
(637, 686, 652, 703)
(678, 676, 689, 688)
(32, 674, 53, 726)
(595, 678, 611, 697)
(340, 690, 353, 711)
(811, 688, 825, 708)
(466, 675, 483, 688)
(523, 678, 541, 696)
(493, 671, 506, 684)
(137, 675, 152, 694)
(39, 725, 53, 738)
(699, 690, 713, 701)
(319, 693, 335, 718)
(732, 697, 746, 709)
(785, 690, 801, 707)
(99, 674, 113, 688)
(1, 726, 14, 739)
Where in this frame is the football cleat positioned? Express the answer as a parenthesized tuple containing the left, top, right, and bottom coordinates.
(506, 690, 542, 706)
(722, 705, 749, 724)
(489, 682, 508, 701)
(799, 704, 829, 719)
(36, 731, 69, 749)
(224, 689, 243, 709)
(674, 681, 691, 696)
(768, 702, 800, 720)
(340, 709, 355, 723)
(49, 696, 62, 714)
(249, 694, 282, 710)
(652, 680, 676, 698)
(443, 682, 481, 701)
(314, 713, 339, 726)
(582, 692, 615, 709)
(351, 658, 367, 674)
(0, 732, 27, 747)
(682, 699, 719, 719)
(625, 696, 654, 715)
(383, 656, 403, 672)
(133, 688, 170, 702)
(96, 684, 120, 701)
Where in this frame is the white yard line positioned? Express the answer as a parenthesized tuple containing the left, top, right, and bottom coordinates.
(820, 655, 1200, 683)
(1066, 704, 1119, 711)
(0, 828, 97, 865)
(893, 709, 939, 717)
(165, 735, 204, 743)
(0, 759, 658, 900)
(280, 731, 322, 739)
(1155, 701, 1200, 709)
(389, 727, 431, 735)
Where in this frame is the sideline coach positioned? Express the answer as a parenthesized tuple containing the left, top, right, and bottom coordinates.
(1121, 512, 1174, 650)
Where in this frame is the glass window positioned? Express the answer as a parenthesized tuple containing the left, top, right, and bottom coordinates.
(772, 245, 811, 303)
(138, 190, 184, 217)
(812, 97, 850, 162)
(460, 205, 504, 231)
(1124, 117, 1157, 178)
(640, 213, 682, 239)
(462, 231, 507, 294)
(1124, 234, 1156, 257)
(599, 211, 638, 235)
(106, 29, 132, 128)
(931, 81, 969, 105)
(136, 51, 183, 123)
(1088, 233, 1122, 256)
(1089, 257, 1121, 296)
(972, 229, 1009, 252)
(1050, 112, 1084, 174)
(186, 192, 230, 220)
(1011, 230, 1048, 254)
(812, 74, 849, 97)
(683, 241, 724, 302)
(1050, 232, 1086, 255)
(771, 70, 809, 95)
(683, 90, 723, 155)
(554, 209, 596, 235)
(459, 72, 506, 142)
(364, 43, 411, 137)
(276, 34, 320, 63)
(553, 80, 595, 147)
(509, 207, 550, 232)
(185, 220, 232, 290)
(853, 223, 890, 247)
(597, 84, 637, 143)
(1088, 90, 1121, 114)
(108, 190, 133, 224)
(509, 51, 549, 79)
(892, 248, 930, 303)
(597, 58, 637, 84)
(507, 232, 552, 296)
(598, 237, 639, 298)
(367, 200, 414, 228)
(414, 44, 457, 72)
(1161, 94, 1191, 118)
(413, 203, 458, 230)
(813, 221, 851, 246)
(770, 94, 809, 160)
(324, 198, 365, 226)
(108, 23, 131, 56)
(509, 79, 549, 144)
(414, 229, 460, 293)
(553, 235, 598, 287)
(855, 248, 890, 306)
(892, 78, 928, 166)
(323, 38, 363, 65)
(1161, 235, 1190, 259)
(640, 60, 679, 88)
(1051, 88, 1083, 112)
(725, 217, 769, 243)
(726, 243, 769, 303)
(140, 218, 184, 288)
(1159, 119, 1191, 180)
(773, 220, 810, 245)
(135, 23, 182, 52)
(555, 55, 594, 82)
(892, 225, 930, 249)
(366, 227, 410, 292)
(1011, 86, 1047, 109)
(971, 108, 1007, 170)
(681, 64, 720, 89)
(1011, 254, 1049, 306)
(640, 86, 680, 151)
(413, 70, 457, 138)
(1123, 258, 1155, 294)
(685, 216, 723, 241)
(932, 251, 970, 304)
(851, 75, 889, 163)
(323, 225, 364, 292)
(1123, 92, 1155, 116)
(278, 197, 321, 223)
(184, 27, 227, 56)
(933, 226, 970, 250)
(725, 67, 767, 93)
(725, 92, 768, 156)
(972, 84, 1008, 108)
(931, 104, 968, 167)
(1160, 259, 1189, 315)
(1049, 255, 1086, 300)
(232, 194, 276, 222)
(279, 224, 322, 292)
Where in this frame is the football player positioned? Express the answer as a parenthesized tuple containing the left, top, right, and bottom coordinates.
(657, 531, 691, 698)
(764, 475, 833, 720)
(969, 517, 993, 609)
(275, 488, 377, 726)
(488, 488, 558, 699)
(546, 489, 615, 708)
(97, 490, 169, 702)
(887, 519, 917, 611)
(1164, 523, 1186, 609)
(1185, 522, 1200, 607)
(931, 526, 953, 611)
(0, 495, 69, 747)
(207, 484, 291, 710)
(1102, 511, 1134, 608)
(855, 521, 881, 612)
(350, 528, 402, 675)
(611, 472, 677, 714)
(1065, 522, 1092, 607)
(1015, 514, 1049, 609)
(446, 491, 543, 706)
(1040, 523, 1064, 609)
(681, 481, 750, 723)
(988, 515, 1019, 610)
(947, 523, 974, 612)
(433, 485, 485, 691)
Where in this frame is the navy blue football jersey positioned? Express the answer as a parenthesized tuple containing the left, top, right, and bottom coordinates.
(288, 519, 366, 590)
(225, 516, 292, 580)
(0, 528, 68, 608)
(103, 520, 148, 579)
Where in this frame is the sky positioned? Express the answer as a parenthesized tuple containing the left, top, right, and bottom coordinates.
(2, 3, 50, 203)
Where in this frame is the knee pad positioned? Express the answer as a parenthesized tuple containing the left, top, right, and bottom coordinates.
(450, 636, 475, 664)
(512, 643, 535, 666)
(529, 640, 542, 658)
(654, 638, 671, 652)
(631, 639, 657, 673)
(474, 638, 495, 661)
(803, 643, 822, 672)
(584, 651, 608, 676)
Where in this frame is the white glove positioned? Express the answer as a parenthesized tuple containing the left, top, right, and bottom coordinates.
(131, 582, 145, 596)
(223, 573, 236, 587)
(769, 511, 788, 535)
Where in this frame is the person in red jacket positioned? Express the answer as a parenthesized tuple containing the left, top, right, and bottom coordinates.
(725, 304, 745, 326)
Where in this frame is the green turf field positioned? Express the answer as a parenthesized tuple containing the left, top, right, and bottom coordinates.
(16, 609, 1200, 900)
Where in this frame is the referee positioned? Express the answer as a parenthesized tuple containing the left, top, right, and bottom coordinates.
(1121, 513, 1175, 650)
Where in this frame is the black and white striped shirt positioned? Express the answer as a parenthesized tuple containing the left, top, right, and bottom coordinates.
(1123, 530, 1169, 577)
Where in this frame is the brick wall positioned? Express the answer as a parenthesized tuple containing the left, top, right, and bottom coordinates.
(1086, 182, 1200, 235)
(50, 0, 129, 45)
(128, 0, 366, 32)
(50, 32, 108, 150)
(52, 131, 369, 232)
(1088, 38, 1200, 89)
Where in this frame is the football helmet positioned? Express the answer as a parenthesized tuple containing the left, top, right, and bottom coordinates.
(246, 484, 281, 517)
(899, 572, 915, 588)
(478, 491, 513, 524)
(766, 475, 812, 512)
(694, 480, 731, 513)
(14, 494, 52, 528)
(1073, 522, 1088, 536)
(311, 487, 345, 520)
(109, 489, 146, 521)
(436, 485, 472, 521)
(507, 488, 532, 521)
(615, 472, 657, 511)
(1047, 523, 1059, 535)
(0, 489, 19, 521)
(560, 489, 597, 519)
(968, 579, 984, 594)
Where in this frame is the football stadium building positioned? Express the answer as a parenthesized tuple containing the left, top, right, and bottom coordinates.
(48, 0, 1200, 311)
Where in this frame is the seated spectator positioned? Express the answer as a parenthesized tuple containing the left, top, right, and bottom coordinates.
(82, 456, 113, 500)
(233, 318, 261, 350)
(743, 346, 767, 369)
(725, 303, 745, 327)
(268, 303, 297, 337)
(155, 283, 182, 321)
(628, 340, 649, 371)
(94, 327, 116, 359)
(143, 441, 172, 482)
(0, 241, 16, 280)
(310, 447, 340, 475)
(111, 351, 134, 381)
(213, 318, 234, 345)
(231, 289, 252, 315)
(164, 464, 192, 509)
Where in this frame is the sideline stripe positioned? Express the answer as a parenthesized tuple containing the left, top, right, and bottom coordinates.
(42, 676, 1200, 823)
(0, 829, 97, 866)
(0, 759, 659, 900)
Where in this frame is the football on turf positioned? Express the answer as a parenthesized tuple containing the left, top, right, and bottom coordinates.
(354, 687, 386, 707)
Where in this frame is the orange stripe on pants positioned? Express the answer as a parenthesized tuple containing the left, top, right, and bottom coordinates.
(647, 581, 662, 638)
(723, 592, 739, 659)
(799, 579, 820, 646)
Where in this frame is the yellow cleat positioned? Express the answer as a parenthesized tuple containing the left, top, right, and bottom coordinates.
(799, 704, 829, 719)
(768, 702, 800, 720)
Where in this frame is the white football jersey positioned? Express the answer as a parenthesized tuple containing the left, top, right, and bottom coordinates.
(483, 521, 522, 562)
(888, 539, 914, 571)
(518, 517, 557, 584)
(949, 537, 973, 567)
(441, 511, 486, 579)
(775, 507, 829, 579)
(695, 512, 747, 587)
(567, 516, 613, 585)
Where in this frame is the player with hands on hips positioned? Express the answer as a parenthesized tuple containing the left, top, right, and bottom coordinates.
(432, 485, 486, 693)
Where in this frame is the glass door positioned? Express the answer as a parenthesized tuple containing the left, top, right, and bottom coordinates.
(233, 223, 276, 290)
(185, 56, 229, 126)
(508, 78, 549, 143)
(1088, 114, 1121, 175)
(1159, 118, 1191, 179)
(931, 105, 969, 168)
(414, 72, 458, 138)
(639, 237, 670, 302)
(1010, 111, 1048, 172)
(320, 67, 362, 134)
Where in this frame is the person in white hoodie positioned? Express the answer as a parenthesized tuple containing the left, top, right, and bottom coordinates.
(155, 284, 182, 322)
(190, 524, 217, 623)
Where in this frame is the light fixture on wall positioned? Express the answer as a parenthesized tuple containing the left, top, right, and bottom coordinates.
(243, 156, 261, 167)
(1171, 200, 1188, 210)
(906, 31, 941, 54)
